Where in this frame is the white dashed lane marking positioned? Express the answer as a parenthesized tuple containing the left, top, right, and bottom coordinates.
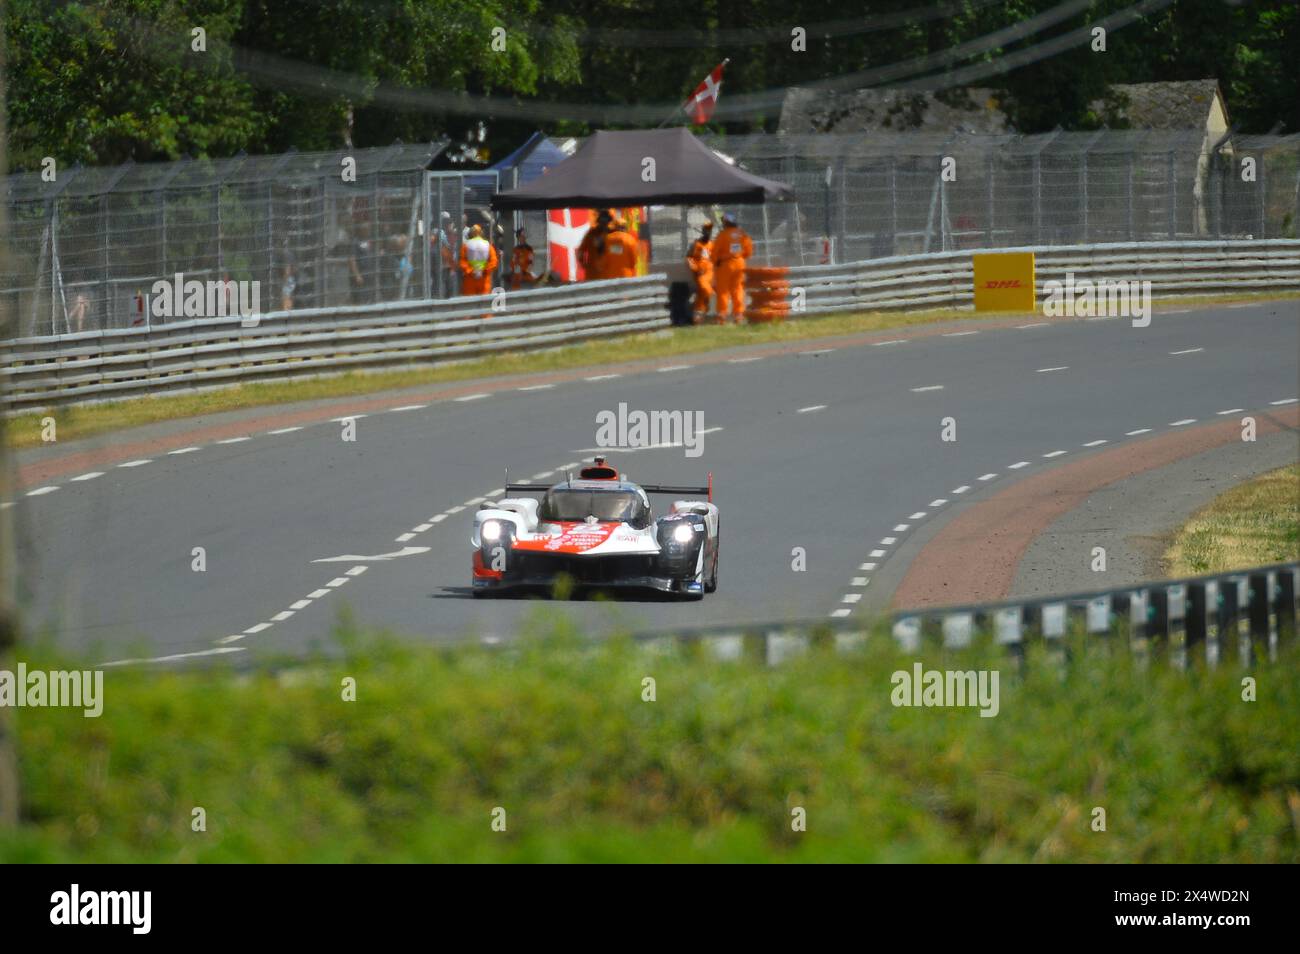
(168, 446, 200, 454)
(1169, 419, 1196, 427)
(118, 459, 151, 468)
(1036, 366, 1068, 373)
(26, 486, 58, 496)
(216, 436, 251, 445)
(1170, 348, 1203, 355)
(454, 394, 490, 402)
(1043, 450, 1067, 458)
(657, 365, 692, 373)
(267, 427, 302, 435)
(797, 405, 826, 414)
(518, 384, 554, 391)
(1271, 398, 1298, 406)
(388, 404, 427, 412)
(910, 385, 944, 392)
(1083, 439, 1109, 447)
(978, 473, 998, 481)
(104, 647, 245, 666)
(1126, 428, 1152, 436)
(71, 472, 103, 482)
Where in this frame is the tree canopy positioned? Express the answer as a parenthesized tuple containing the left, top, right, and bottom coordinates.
(4, 0, 1296, 173)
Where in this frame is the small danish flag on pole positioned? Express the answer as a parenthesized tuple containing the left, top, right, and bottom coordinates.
(685, 59, 728, 125)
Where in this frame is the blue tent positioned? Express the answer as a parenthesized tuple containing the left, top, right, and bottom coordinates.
(467, 132, 570, 190)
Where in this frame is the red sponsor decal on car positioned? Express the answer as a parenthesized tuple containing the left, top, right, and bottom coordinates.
(513, 521, 619, 554)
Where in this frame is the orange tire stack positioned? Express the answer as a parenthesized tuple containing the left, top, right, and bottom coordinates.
(744, 266, 790, 323)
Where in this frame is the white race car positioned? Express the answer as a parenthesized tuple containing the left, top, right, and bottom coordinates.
(470, 457, 720, 599)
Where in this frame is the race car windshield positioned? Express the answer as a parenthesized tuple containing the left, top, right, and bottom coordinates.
(540, 490, 647, 524)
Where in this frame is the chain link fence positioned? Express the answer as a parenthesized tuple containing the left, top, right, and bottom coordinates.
(699, 129, 1300, 267)
(7, 130, 1298, 336)
(2, 144, 446, 337)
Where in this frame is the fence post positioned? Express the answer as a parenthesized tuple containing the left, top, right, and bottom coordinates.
(1033, 153, 1043, 244)
(422, 172, 432, 301)
(1166, 150, 1176, 238)
(985, 152, 995, 247)
(1257, 150, 1267, 239)
(1127, 149, 1135, 240)
(888, 157, 898, 255)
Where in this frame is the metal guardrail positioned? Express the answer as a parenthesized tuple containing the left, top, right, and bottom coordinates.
(0, 276, 669, 412)
(785, 238, 1300, 315)
(631, 563, 1300, 670)
(3, 239, 1297, 413)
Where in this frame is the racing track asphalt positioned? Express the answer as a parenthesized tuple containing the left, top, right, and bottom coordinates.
(10, 300, 1298, 664)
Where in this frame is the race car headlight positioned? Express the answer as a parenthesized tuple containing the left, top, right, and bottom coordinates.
(672, 523, 695, 544)
(481, 520, 503, 542)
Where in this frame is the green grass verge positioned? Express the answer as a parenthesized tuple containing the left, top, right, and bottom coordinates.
(4, 617, 1298, 862)
(6, 292, 1293, 452)
(1164, 464, 1300, 576)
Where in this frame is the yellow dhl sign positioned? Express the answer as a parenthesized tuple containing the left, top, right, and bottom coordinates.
(972, 252, 1036, 312)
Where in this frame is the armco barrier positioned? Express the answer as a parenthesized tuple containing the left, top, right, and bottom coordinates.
(629, 563, 1299, 671)
(0, 276, 669, 413)
(4, 240, 1298, 413)
(784, 238, 1300, 315)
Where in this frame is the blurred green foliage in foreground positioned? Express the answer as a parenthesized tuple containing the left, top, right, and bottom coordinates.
(3, 614, 1298, 862)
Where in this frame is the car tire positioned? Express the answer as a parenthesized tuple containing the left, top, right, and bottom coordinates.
(704, 538, 719, 593)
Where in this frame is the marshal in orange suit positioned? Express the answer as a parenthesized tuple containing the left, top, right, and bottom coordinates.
(710, 213, 753, 322)
(459, 224, 499, 297)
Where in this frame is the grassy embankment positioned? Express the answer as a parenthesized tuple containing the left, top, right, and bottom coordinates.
(1164, 464, 1300, 575)
(3, 614, 1297, 862)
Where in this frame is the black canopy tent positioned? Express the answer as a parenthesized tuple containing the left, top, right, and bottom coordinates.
(489, 127, 794, 211)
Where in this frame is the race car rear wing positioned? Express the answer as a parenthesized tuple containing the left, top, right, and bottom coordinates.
(504, 473, 713, 501)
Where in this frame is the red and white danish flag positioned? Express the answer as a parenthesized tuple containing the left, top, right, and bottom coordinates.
(547, 207, 591, 281)
(685, 60, 728, 125)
